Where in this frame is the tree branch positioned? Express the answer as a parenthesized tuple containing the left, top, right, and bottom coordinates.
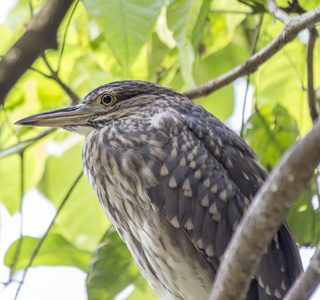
(266, 0, 291, 23)
(210, 121, 320, 300)
(0, 0, 74, 106)
(0, 129, 55, 158)
(284, 244, 320, 300)
(306, 28, 318, 124)
(183, 6, 320, 100)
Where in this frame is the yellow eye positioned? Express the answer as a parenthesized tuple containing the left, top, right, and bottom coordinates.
(101, 94, 114, 106)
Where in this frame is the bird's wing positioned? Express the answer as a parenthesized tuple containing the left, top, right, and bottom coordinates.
(147, 101, 302, 299)
(254, 222, 303, 299)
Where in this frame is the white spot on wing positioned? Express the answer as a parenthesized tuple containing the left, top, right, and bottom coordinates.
(149, 110, 182, 130)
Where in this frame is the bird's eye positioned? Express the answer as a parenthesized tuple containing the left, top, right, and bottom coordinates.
(101, 94, 114, 106)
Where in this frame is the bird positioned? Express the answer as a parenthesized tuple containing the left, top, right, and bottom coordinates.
(15, 80, 302, 300)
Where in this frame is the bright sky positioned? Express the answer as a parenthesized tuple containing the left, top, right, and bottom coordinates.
(0, 2, 318, 300)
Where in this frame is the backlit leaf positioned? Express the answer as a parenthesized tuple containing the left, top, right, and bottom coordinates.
(5, 233, 92, 272)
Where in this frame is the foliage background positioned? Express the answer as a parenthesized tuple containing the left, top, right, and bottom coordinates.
(0, 0, 320, 299)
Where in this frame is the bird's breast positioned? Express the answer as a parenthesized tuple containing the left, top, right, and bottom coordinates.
(82, 127, 215, 300)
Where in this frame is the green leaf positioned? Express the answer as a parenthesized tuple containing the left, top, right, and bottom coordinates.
(179, 43, 196, 88)
(244, 104, 299, 172)
(54, 175, 108, 252)
(36, 135, 108, 251)
(254, 39, 312, 133)
(4, 0, 29, 29)
(146, 32, 171, 82)
(82, 0, 164, 76)
(166, 0, 194, 48)
(86, 226, 150, 300)
(1, 86, 24, 110)
(0, 140, 47, 214)
(201, 2, 247, 57)
(37, 136, 83, 206)
(0, 25, 14, 56)
(192, 43, 249, 121)
(68, 55, 114, 96)
(24, 141, 47, 191)
(0, 154, 21, 214)
(154, 5, 176, 49)
(287, 175, 320, 247)
(185, 0, 203, 45)
(37, 79, 65, 106)
(189, 0, 211, 51)
(5, 233, 92, 272)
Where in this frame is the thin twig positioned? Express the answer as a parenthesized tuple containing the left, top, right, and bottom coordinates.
(183, 6, 320, 100)
(210, 121, 320, 300)
(29, 66, 51, 79)
(0, 128, 55, 158)
(41, 55, 80, 105)
(284, 244, 320, 300)
(57, 0, 80, 74)
(240, 13, 264, 138)
(306, 28, 318, 124)
(13, 171, 83, 300)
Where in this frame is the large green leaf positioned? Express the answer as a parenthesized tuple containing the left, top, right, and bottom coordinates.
(5, 233, 92, 272)
(244, 104, 299, 172)
(82, 0, 164, 75)
(86, 226, 152, 300)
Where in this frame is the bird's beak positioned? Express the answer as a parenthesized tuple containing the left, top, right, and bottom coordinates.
(14, 104, 93, 128)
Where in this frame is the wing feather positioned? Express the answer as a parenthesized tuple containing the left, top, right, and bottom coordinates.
(146, 100, 302, 299)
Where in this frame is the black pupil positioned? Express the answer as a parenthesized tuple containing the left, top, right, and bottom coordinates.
(103, 95, 112, 104)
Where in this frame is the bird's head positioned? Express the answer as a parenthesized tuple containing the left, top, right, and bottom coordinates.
(15, 80, 177, 136)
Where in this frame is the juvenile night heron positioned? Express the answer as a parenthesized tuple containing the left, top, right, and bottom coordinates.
(15, 80, 302, 300)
